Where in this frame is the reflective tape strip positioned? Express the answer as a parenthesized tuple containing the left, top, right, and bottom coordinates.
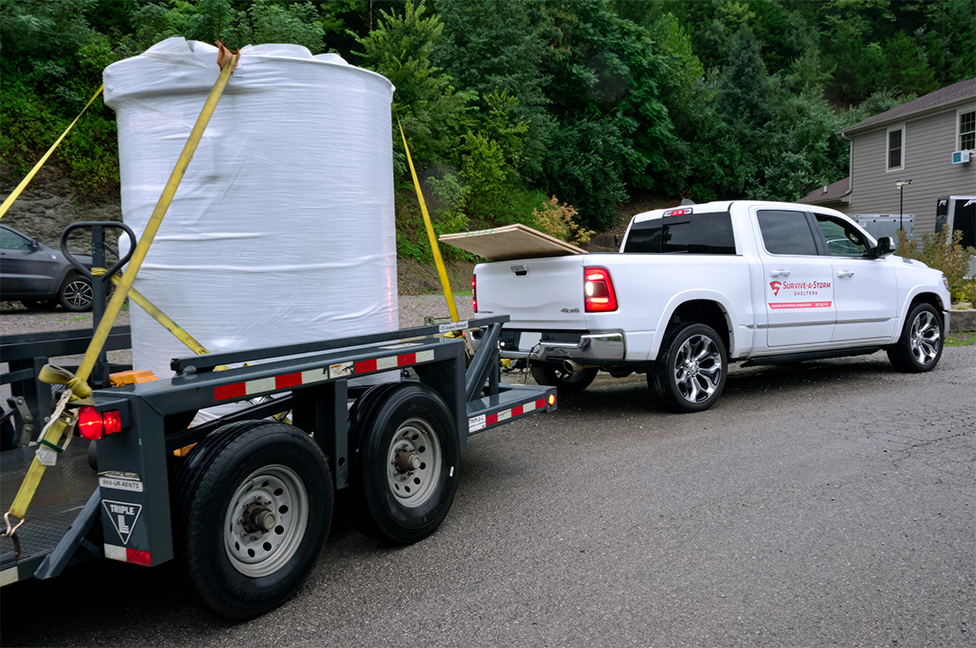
(215, 350, 436, 402)
(104, 543, 127, 562)
(0, 567, 18, 587)
(104, 544, 151, 566)
(480, 398, 546, 429)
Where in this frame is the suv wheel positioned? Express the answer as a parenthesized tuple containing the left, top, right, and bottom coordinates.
(58, 275, 93, 312)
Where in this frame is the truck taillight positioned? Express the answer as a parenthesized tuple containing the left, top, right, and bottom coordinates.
(78, 406, 122, 441)
(584, 267, 617, 312)
(472, 273, 478, 313)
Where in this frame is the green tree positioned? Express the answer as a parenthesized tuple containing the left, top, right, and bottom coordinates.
(351, 0, 475, 174)
(543, 116, 630, 230)
(535, 0, 675, 202)
(717, 29, 771, 127)
(0, 0, 118, 194)
(222, 0, 325, 52)
(434, 0, 552, 181)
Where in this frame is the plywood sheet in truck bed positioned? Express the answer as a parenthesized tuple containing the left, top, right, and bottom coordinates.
(439, 224, 586, 261)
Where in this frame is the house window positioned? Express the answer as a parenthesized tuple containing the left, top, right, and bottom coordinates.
(887, 125, 904, 171)
(960, 110, 975, 151)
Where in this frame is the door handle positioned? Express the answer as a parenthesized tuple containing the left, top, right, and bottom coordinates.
(770, 270, 790, 278)
(837, 270, 854, 278)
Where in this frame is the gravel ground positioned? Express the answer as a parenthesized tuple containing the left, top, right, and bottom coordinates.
(0, 293, 475, 337)
(0, 295, 476, 404)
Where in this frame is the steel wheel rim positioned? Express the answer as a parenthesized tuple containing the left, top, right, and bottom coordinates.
(672, 333, 722, 404)
(63, 280, 92, 308)
(387, 417, 442, 508)
(909, 310, 941, 365)
(224, 464, 309, 578)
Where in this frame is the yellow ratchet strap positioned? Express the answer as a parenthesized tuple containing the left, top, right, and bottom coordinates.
(7, 55, 238, 521)
(0, 85, 104, 220)
(397, 114, 460, 323)
(95, 269, 210, 355)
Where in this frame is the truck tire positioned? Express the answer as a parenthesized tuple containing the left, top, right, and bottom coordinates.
(649, 322, 727, 413)
(172, 420, 332, 619)
(342, 382, 459, 545)
(530, 364, 598, 393)
(886, 302, 944, 373)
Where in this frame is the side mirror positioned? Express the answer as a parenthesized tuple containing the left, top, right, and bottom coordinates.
(872, 236, 893, 258)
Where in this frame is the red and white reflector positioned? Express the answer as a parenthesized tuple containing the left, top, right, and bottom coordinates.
(104, 544, 151, 566)
(584, 266, 617, 312)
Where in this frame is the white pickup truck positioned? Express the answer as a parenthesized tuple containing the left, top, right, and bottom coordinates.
(472, 200, 951, 412)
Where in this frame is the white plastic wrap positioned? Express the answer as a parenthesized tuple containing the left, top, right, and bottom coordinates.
(103, 38, 398, 395)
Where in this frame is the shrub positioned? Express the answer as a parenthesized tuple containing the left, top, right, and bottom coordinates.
(460, 130, 507, 217)
(895, 226, 976, 302)
(958, 278, 976, 306)
(532, 196, 593, 247)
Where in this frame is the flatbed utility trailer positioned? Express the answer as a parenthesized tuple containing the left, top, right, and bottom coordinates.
(0, 317, 556, 618)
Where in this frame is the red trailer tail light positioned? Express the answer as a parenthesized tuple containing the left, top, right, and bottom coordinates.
(472, 273, 478, 313)
(584, 267, 617, 312)
(78, 406, 122, 441)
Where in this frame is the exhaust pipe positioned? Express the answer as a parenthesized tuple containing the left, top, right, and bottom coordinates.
(563, 359, 588, 373)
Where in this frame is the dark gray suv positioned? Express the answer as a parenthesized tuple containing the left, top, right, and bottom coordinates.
(0, 224, 95, 311)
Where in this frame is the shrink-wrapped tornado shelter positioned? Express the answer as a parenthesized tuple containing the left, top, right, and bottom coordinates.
(103, 38, 398, 391)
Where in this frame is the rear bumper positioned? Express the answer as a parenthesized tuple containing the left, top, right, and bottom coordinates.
(472, 330, 625, 363)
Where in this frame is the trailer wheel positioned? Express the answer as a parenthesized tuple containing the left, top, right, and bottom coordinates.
(648, 322, 727, 413)
(530, 363, 598, 393)
(342, 383, 459, 545)
(172, 420, 332, 619)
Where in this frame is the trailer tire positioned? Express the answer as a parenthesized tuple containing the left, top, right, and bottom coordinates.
(530, 364, 598, 393)
(172, 420, 332, 619)
(648, 322, 727, 413)
(342, 382, 459, 545)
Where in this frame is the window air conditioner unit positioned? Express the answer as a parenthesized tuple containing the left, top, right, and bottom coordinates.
(951, 150, 971, 164)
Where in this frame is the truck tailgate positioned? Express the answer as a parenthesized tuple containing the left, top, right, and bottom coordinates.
(475, 255, 588, 329)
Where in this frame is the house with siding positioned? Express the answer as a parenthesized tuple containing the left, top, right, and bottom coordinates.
(799, 78, 976, 243)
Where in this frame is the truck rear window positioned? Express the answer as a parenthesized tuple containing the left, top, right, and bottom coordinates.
(623, 212, 736, 254)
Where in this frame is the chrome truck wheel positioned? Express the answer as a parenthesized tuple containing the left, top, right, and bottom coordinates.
(887, 303, 944, 372)
(649, 322, 728, 413)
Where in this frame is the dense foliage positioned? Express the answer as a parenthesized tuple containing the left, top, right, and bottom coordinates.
(2, 0, 974, 256)
(895, 226, 976, 303)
